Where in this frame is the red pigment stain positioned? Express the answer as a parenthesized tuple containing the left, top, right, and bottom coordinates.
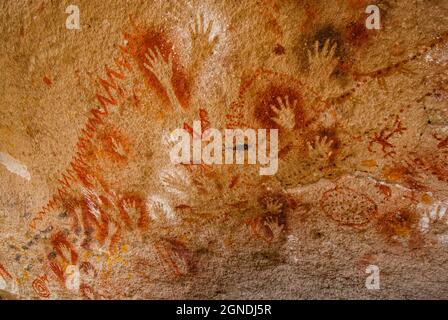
(347, 0, 369, 9)
(199, 108, 210, 133)
(80, 261, 97, 277)
(32, 275, 50, 299)
(344, 19, 371, 47)
(273, 44, 285, 55)
(97, 126, 130, 164)
(433, 133, 448, 149)
(0, 263, 12, 280)
(382, 165, 427, 191)
(278, 144, 293, 159)
(122, 29, 190, 110)
(156, 239, 197, 276)
(51, 231, 79, 265)
(48, 260, 65, 283)
(254, 85, 305, 130)
(169, 239, 197, 274)
(118, 193, 150, 231)
(229, 174, 240, 189)
(368, 115, 406, 157)
(43, 76, 52, 86)
(416, 152, 448, 183)
(356, 253, 375, 268)
(376, 209, 421, 246)
(376, 184, 392, 198)
(57, 192, 111, 250)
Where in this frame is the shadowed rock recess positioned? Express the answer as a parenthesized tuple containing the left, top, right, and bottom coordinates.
(1, 0, 448, 299)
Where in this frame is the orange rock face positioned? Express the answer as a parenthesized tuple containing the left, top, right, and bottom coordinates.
(1, 1, 448, 299)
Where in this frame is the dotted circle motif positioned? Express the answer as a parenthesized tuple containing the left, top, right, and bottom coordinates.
(320, 187, 377, 226)
(32, 277, 50, 298)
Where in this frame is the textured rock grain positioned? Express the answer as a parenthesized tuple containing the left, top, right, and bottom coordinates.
(0, 0, 448, 299)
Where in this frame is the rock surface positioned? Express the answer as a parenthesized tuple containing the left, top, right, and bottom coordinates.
(0, 0, 448, 299)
